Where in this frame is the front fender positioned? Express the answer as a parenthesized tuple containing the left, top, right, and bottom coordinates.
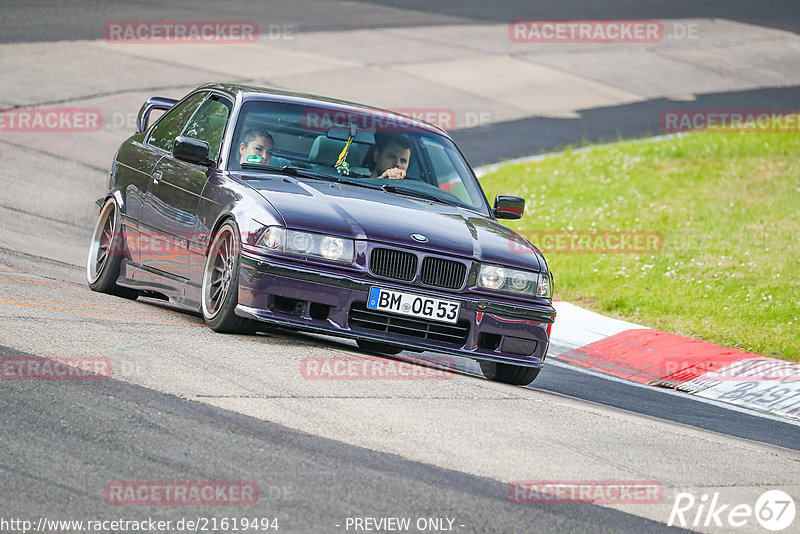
(98, 189, 126, 213)
(197, 173, 283, 255)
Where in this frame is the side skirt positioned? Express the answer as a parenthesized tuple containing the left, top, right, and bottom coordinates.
(117, 260, 201, 312)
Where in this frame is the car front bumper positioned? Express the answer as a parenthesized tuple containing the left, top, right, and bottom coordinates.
(236, 252, 555, 368)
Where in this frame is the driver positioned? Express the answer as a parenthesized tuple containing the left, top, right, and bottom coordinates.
(369, 133, 411, 179)
(239, 128, 274, 166)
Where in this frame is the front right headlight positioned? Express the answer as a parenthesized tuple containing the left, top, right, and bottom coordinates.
(319, 236, 347, 261)
(477, 264, 552, 298)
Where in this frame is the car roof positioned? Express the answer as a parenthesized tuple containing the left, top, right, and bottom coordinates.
(197, 82, 447, 135)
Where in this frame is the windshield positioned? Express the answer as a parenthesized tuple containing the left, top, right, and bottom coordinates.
(229, 100, 490, 214)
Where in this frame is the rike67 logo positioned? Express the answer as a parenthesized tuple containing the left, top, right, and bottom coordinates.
(669, 490, 796, 531)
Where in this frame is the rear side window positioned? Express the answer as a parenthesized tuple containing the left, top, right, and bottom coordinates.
(147, 92, 207, 152)
(181, 96, 232, 160)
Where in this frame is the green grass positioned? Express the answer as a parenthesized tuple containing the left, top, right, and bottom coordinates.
(480, 132, 800, 361)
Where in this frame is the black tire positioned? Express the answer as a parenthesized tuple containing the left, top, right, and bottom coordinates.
(87, 198, 138, 300)
(479, 361, 541, 386)
(201, 220, 252, 333)
(356, 339, 405, 355)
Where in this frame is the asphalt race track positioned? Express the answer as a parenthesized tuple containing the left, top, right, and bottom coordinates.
(1, 2, 799, 533)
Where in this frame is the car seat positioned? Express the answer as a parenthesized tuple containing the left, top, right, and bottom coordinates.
(308, 135, 370, 175)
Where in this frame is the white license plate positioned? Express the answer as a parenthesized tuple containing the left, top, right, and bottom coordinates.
(366, 287, 461, 324)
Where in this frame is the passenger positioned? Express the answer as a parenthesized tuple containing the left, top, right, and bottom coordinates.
(239, 128, 274, 166)
(369, 133, 412, 179)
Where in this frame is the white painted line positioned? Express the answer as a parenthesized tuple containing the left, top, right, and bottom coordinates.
(551, 301, 647, 350)
(545, 359, 800, 428)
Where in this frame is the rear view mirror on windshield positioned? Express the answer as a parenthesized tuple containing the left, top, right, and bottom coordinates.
(326, 125, 375, 145)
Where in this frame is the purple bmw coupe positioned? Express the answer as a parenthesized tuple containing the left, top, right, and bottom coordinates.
(87, 83, 555, 385)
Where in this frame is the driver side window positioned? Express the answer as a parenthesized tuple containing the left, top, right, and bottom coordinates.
(147, 92, 207, 152)
(181, 96, 232, 161)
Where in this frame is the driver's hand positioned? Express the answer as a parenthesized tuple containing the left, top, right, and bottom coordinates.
(378, 168, 406, 179)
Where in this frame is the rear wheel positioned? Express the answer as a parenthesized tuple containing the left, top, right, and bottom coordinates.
(201, 220, 252, 333)
(479, 361, 540, 386)
(356, 339, 404, 355)
(87, 198, 138, 299)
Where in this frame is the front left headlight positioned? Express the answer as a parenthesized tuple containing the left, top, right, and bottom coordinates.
(478, 264, 552, 298)
(259, 226, 355, 264)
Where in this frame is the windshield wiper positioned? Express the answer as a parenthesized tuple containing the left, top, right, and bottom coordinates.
(280, 165, 340, 181)
(240, 162, 286, 172)
(281, 167, 384, 191)
(382, 184, 454, 205)
(280, 166, 383, 190)
(240, 163, 336, 181)
(241, 163, 390, 192)
(335, 177, 382, 190)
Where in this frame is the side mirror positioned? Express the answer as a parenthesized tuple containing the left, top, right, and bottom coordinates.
(136, 96, 177, 133)
(493, 195, 524, 219)
(173, 136, 213, 166)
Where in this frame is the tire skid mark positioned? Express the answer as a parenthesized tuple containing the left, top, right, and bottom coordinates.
(0, 298, 204, 326)
(1, 297, 146, 310)
(0, 275, 70, 286)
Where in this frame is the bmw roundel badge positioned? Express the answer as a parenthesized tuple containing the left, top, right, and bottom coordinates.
(411, 233, 428, 243)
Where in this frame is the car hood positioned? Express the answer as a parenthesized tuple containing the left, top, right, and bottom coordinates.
(246, 176, 546, 272)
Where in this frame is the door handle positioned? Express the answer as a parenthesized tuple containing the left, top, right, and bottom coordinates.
(152, 171, 163, 184)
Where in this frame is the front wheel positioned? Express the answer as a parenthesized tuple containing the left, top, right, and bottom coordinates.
(479, 361, 540, 386)
(87, 198, 138, 299)
(201, 220, 252, 333)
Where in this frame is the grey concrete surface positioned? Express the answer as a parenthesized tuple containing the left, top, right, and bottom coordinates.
(4, 344, 694, 534)
(0, 246, 798, 532)
(3, 15, 798, 165)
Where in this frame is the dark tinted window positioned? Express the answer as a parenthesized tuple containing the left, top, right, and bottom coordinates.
(147, 92, 206, 152)
(181, 96, 232, 160)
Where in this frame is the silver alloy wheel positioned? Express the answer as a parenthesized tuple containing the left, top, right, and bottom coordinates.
(202, 225, 237, 319)
(87, 199, 117, 284)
